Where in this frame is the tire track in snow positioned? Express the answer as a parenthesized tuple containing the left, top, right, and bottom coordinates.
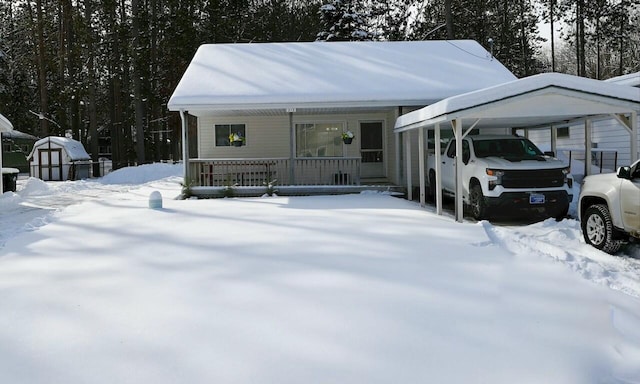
(481, 220, 640, 298)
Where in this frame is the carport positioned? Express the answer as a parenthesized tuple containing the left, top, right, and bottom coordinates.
(0, 113, 14, 193)
(394, 73, 640, 222)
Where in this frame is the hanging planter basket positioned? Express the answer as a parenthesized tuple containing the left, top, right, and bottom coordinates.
(231, 140, 243, 147)
(342, 137, 353, 145)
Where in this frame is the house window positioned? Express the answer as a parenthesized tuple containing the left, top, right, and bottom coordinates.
(295, 123, 344, 157)
(215, 124, 246, 146)
(557, 127, 569, 138)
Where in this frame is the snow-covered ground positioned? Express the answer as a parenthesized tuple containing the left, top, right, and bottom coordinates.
(1, 163, 639, 383)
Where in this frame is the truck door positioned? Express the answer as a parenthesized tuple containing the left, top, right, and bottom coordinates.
(441, 141, 457, 192)
(620, 164, 640, 230)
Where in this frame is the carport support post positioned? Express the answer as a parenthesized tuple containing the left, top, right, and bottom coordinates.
(453, 118, 463, 223)
(584, 118, 592, 177)
(418, 127, 426, 207)
(405, 131, 412, 201)
(435, 123, 443, 216)
(550, 125, 558, 156)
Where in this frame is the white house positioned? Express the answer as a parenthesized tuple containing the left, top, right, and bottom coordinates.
(167, 40, 517, 197)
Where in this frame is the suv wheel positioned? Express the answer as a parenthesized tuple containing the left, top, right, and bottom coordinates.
(581, 204, 622, 254)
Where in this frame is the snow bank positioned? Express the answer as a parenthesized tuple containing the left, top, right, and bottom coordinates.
(99, 163, 182, 185)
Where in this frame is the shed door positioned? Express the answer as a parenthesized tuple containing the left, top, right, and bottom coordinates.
(360, 121, 384, 178)
(38, 148, 63, 181)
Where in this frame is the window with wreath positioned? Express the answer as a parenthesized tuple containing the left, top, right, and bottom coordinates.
(215, 124, 246, 146)
(295, 123, 344, 157)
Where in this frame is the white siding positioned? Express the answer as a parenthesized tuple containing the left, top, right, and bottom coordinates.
(526, 118, 640, 167)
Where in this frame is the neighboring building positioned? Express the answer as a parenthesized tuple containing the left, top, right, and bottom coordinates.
(526, 71, 640, 174)
(1, 130, 38, 173)
(27, 136, 92, 181)
(168, 40, 517, 196)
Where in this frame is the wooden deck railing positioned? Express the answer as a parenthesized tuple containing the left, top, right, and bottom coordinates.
(189, 157, 361, 187)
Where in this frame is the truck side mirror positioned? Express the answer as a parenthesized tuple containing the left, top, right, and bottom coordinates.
(617, 166, 631, 180)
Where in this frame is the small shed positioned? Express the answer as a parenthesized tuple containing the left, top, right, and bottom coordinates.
(27, 136, 91, 181)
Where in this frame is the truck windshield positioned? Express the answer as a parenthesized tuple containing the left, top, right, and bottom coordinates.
(473, 138, 545, 161)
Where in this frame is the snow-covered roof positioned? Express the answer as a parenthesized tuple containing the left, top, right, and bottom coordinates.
(605, 71, 640, 87)
(1, 130, 38, 140)
(395, 72, 640, 132)
(28, 136, 91, 161)
(168, 40, 517, 114)
(0, 113, 13, 132)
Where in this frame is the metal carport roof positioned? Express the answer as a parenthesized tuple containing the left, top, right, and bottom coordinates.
(393, 72, 640, 222)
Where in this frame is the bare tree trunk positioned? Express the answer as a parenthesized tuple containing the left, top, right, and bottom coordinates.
(131, 0, 146, 164)
(33, 0, 50, 137)
(85, 0, 100, 176)
(445, 0, 454, 39)
(577, 0, 586, 76)
(550, 0, 556, 71)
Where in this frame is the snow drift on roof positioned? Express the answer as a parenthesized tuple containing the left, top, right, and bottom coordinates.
(1, 130, 37, 140)
(168, 40, 517, 111)
(28, 137, 91, 161)
(605, 71, 640, 87)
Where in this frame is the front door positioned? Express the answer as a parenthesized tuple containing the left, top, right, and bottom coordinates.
(360, 121, 384, 178)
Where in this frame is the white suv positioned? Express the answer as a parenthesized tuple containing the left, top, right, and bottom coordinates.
(579, 159, 640, 253)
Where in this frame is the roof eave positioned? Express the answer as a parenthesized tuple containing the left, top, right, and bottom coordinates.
(167, 99, 434, 113)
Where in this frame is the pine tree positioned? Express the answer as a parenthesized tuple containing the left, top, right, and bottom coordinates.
(316, 0, 373, 41)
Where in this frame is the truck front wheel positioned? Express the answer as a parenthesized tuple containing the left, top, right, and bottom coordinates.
(469, 184, 488, 220)
(581, 204, 622, 254)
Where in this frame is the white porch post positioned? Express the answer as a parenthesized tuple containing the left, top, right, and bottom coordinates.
(585, 118, 592, 177)
(288, 111, 295, 184)
(179, 110, 189, 185)
(418, 126, 426, 207)
(405, 131, 412, 201)
(453, 118, 463, 223)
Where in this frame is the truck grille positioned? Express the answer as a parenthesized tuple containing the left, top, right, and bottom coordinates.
(501, 169, 565, 188)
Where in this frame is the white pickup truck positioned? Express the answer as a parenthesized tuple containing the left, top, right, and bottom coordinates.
(427, 135, 573, 220)
(579, 159, 640, 254)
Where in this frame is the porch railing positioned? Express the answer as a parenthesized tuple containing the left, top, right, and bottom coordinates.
(189, 157, 361, 187)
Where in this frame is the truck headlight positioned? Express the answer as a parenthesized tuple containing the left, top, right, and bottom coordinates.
(486, 169, 504, 190)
